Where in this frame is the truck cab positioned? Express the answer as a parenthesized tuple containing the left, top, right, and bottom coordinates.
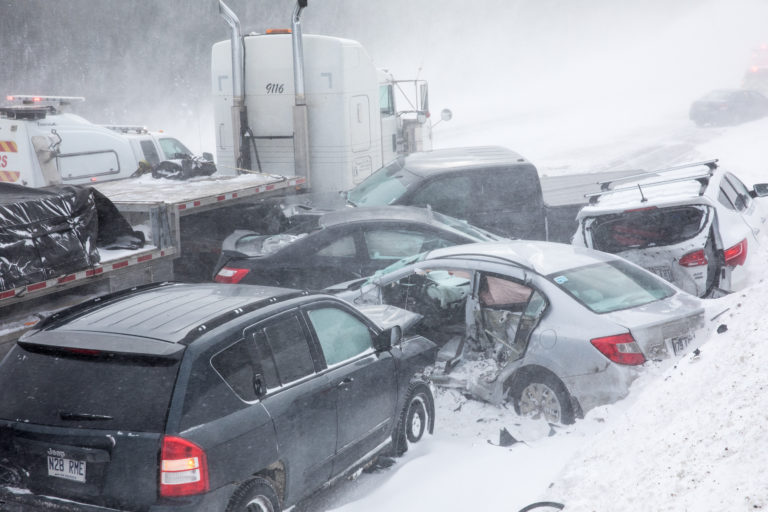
(212, 29, 433, 194)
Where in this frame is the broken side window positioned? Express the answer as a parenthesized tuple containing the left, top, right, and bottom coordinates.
(475, 273, 538, 362)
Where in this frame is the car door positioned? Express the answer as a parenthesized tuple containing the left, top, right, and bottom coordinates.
(722, 172, 765, 240)
(245, 311, 337, 502)
(404, 174, 474, 223)
(274, 227, 366, 289)
(470, 167, 546, 240)
(303, 302, 397, 476)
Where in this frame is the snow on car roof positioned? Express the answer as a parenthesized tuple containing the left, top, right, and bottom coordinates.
(427, 240, 617, 275)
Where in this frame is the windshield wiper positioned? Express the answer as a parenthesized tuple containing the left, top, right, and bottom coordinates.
(59, 411, 113, 421)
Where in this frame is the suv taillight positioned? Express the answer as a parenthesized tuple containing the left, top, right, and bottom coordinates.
(724, 239, 748, 267)
(590, 333, 646, 365)
(678, 249, 708, 267)
(214, 266, 250, 284)
(160, 436, 209, 497)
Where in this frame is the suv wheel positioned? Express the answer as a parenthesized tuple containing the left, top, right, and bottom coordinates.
(392, 381, 434, 455)
(226, 477, 281, 512)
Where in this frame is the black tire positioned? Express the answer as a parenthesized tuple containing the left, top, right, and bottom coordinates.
(392, 381, 434, 455)
(518, 502, 565, 512)
(225, 477, 281, 512)
(507, 371, 574, 425)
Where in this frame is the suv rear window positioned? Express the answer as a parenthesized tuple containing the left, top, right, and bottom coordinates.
(586, 205, 709, 253)
(0, 346, 179, 432)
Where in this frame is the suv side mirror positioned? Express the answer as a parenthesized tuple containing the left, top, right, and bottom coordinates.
(374, 325, 402, 352)
(253, 373, 266, 398)
(202, 152, 214, 162)
(752, 183, 768, 197)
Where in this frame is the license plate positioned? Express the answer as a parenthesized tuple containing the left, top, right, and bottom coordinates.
(47, 455, 86, 483)
(648, 265, 672, 281)
(668, 334, 692, 356)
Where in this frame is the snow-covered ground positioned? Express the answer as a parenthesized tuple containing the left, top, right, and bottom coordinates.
(295, 116, 768, 512)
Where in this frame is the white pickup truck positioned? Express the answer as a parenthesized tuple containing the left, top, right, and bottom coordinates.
(0, 95, 212, 187)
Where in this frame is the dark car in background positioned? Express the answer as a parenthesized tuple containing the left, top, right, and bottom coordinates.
(689, 89, 768, 126)
(0, 282, 437, 512)
(213, 205, 504, 289)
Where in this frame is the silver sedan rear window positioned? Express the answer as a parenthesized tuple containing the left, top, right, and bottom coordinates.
(549, 260, 676, 313)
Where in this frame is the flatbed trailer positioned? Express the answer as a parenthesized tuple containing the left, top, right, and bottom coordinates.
(0, 173, 305, 355)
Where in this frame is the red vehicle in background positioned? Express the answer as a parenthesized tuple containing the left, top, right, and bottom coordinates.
(742, 44, 768, 95)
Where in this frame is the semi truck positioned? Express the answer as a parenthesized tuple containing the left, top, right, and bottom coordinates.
(212, 0, 441, 192)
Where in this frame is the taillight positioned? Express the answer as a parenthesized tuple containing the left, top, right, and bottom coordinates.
(214, 266, 250, 284)
(679, 249, 708, 267)
(160, 436, 209, 497)
(590, 333, 646, 365)
(724, 239, 748, 267)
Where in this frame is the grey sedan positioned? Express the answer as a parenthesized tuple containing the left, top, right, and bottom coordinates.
(331, 241, 705, 424)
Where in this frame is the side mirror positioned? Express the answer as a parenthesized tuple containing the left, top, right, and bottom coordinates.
(752, 183, 768, 197)
(374, 325, 402, 352)
(253, 373, 266, 398)
(202, 152, 214, 162)
(440, 108, 453, 122)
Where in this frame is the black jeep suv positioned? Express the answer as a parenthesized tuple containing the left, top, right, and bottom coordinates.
(0, 282, 437, 511)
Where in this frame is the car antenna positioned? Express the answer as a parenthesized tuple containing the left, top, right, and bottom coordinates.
(637, 184, 648, 202)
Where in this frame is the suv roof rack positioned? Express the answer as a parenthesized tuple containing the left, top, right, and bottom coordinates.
(586, 159, 719, 205)
(36, 281, 177, 331)
(178, 289, 312, 345)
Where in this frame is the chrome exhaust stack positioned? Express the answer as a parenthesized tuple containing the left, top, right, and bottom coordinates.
(218, 0, 250, 170)
(291, 0, 311, 184)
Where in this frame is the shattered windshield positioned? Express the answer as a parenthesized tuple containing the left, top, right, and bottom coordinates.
(586, 205, 709, 253)
(346, 159, 417, 206)
(549, 260, 676, 313)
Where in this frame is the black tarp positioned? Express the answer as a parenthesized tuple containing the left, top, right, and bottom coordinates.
(0, 183, 144, 291)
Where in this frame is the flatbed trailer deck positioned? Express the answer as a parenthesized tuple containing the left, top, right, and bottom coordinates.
(0, 173, 305, 354)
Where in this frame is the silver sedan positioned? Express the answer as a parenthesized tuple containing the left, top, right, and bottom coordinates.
(331, 241, 705, 424)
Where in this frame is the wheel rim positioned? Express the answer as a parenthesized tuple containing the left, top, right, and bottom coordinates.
(406, 395, 428, 443)
(518, 382, 562, 423)
(245, 495, 275, 512)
